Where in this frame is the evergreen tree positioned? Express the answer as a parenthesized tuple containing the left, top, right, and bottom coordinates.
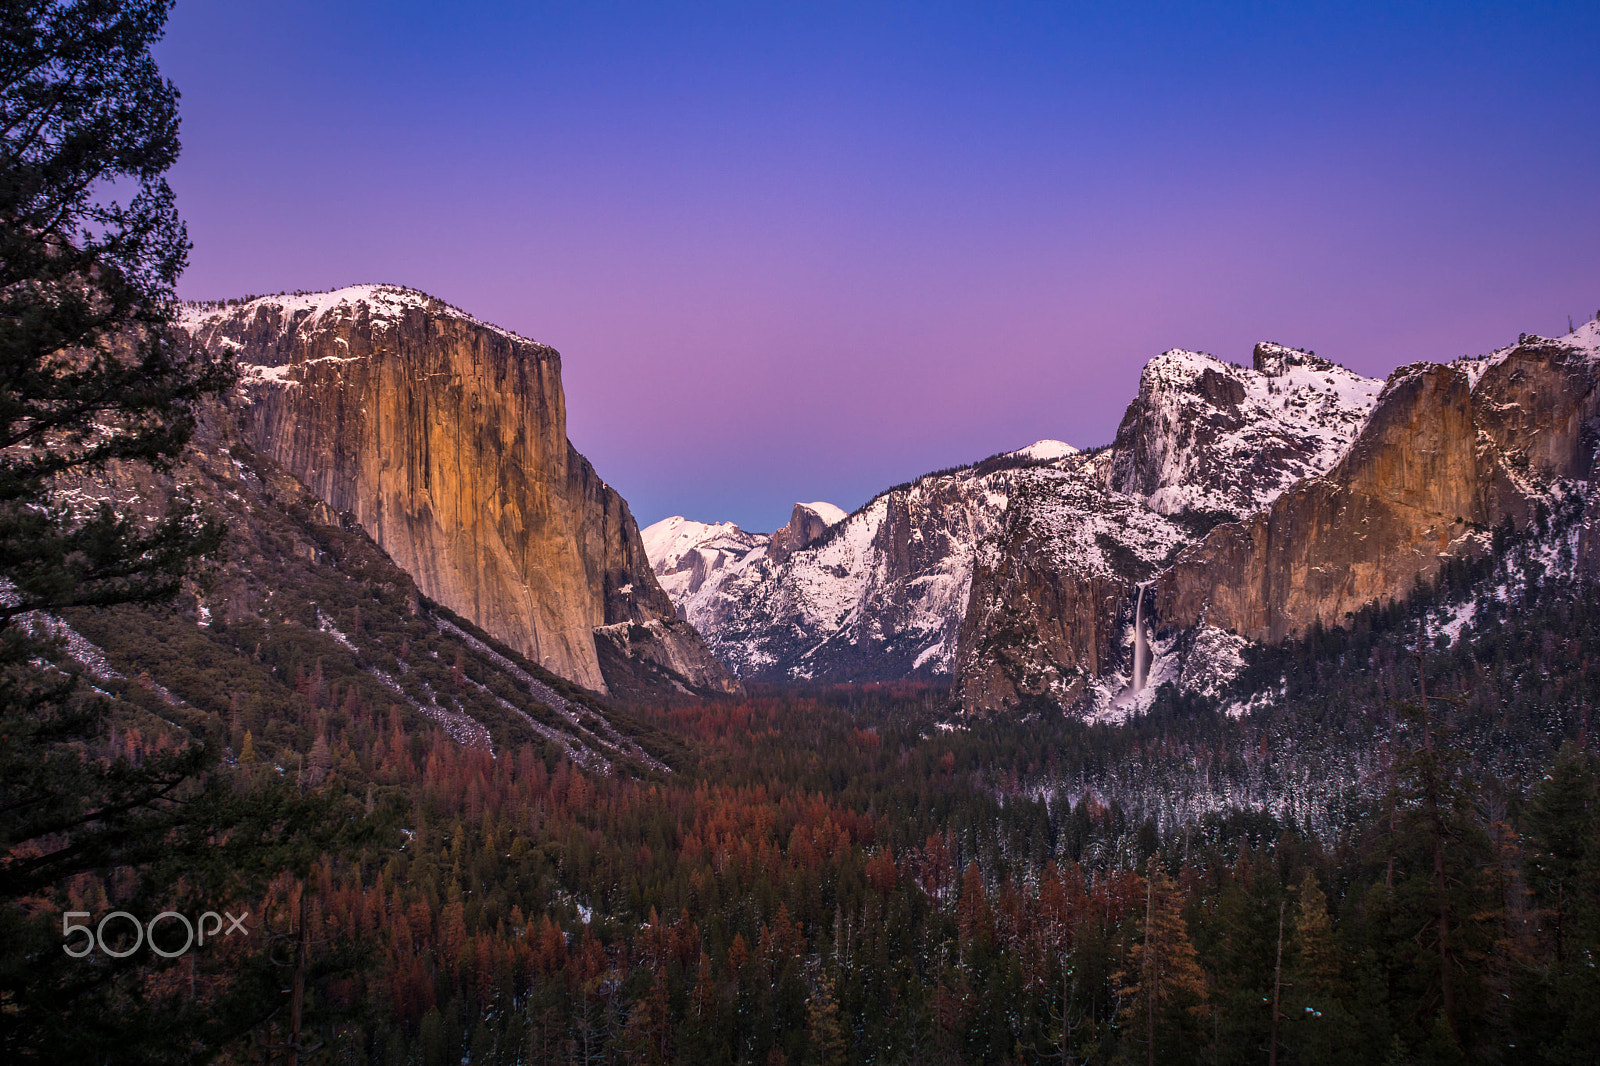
(1114, 867, 1209, 1064)
(1368, 697, 1498, 1063)
(1523, 743, 1596, 965)
(805, 969, 847, 1066)
(0, 4, 348, 1061)
(1198, 850, 1281, 1066)
(1283, 869, 1358, 1065)
(1518, 743, 1600, 1063)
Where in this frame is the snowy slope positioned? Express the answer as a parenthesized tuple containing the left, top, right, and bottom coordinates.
(672, 466, 1014, 681)
(179, 284, 540, 348)
(1455, 317, 1600, 388)
(1008, 440, 1078, 462)
(799, 501, 848, 526)
(640, 517, 768, 605)
(1105, 344, 1382, 516)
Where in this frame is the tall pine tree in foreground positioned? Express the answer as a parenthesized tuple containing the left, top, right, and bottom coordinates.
(0, 3, 353, 1061)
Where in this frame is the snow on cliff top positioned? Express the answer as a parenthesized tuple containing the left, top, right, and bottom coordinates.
(1009, 440, 1078, 462)
(1455, 317, 1600, 388)
(797, 501, 848, 526)
(641, 516, 765, 574)
(178, 284, 543, 347)
(1567, 316, 1600, 355)
(1130, 346, 1382, 515)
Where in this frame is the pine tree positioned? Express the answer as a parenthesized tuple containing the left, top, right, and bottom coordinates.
(1196, 848, 1280, 1066)
(1369, 695, 1498, 1062)
(0, 6, 348, 1059)
(1519, 743, 1600, 1062)
(1524, 743, 1596, 965)
(1113, 867, 1209, 1063)
(805, 969, 847, 1066)
(1283, 869, 1358, 1065)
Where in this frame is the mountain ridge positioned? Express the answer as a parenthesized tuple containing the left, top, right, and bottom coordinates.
(644, 322, 1600, 717)
(179, 284, 738, 698)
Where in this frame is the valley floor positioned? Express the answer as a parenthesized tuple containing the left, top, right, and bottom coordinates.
(25, 561, 1600, 1064)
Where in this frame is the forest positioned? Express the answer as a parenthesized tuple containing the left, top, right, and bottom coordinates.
(28, 551, 1600, 1066)
(3, 5, 1597, 1064)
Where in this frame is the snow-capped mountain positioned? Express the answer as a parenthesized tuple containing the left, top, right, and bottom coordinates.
(646, 319, 1600, 719)
(671, 474, 1015, 681)
(640, 517, 769, 605)
(1007, 439, 1078, 462)
(1104, 343, 1382, 517)
(643, 343, 1381, 705)
(1154, 318, 1600, 653)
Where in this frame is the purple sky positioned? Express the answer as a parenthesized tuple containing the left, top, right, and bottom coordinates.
(158, 2, 1600, 533)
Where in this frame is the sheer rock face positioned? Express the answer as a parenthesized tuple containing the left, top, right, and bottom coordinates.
(1152, 334, 1600, 644)
(951, 471, 1172, 716)
(179, 286, 736, 696)
(767, 503, 840, 563)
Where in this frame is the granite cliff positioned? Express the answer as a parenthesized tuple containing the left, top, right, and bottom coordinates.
(1151, 325, 1600, 647)
(180, 285, 736, 697)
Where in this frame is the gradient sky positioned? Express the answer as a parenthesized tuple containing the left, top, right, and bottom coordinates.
(157, 2, 1600, 533)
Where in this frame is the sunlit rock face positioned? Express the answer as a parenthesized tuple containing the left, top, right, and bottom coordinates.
(1153, 328, 1600, 646)
(181, 285, 737, 696)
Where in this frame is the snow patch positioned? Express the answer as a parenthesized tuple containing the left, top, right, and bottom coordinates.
(178, 284, 544, 348)
(799, 501, 848, 526)
(1008, 439, 1078, 462)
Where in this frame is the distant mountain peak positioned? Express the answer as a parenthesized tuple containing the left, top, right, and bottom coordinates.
(769, 501, 846, 563)
(796, 501, 848, 526)
(640, 516, 768, 605)
(1008, 440, 1078, 462)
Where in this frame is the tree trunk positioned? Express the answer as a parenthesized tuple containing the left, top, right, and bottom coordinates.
(1146, 872, 1155, 1066)
(1269, 900, 1284, 1066)
(288, 885, 308, 1066)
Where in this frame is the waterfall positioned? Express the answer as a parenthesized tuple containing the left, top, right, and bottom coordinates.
(1132, 583, 1150, 692)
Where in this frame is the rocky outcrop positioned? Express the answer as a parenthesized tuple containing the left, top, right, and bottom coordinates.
(1152, 328, 1600, 644)
(1104, 344, 1381, 517)
(952, 457, 1187, 715)
(593, 617, 743, 700)
(180, 285, 737, 696)
(767, 502, 845, 563)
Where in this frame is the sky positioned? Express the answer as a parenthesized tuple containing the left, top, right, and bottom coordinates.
(157, 1, 1600, 533)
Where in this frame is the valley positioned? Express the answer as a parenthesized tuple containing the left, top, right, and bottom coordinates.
(10, 7, 1599, 1063)
(16, 283, 1600, 1064)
